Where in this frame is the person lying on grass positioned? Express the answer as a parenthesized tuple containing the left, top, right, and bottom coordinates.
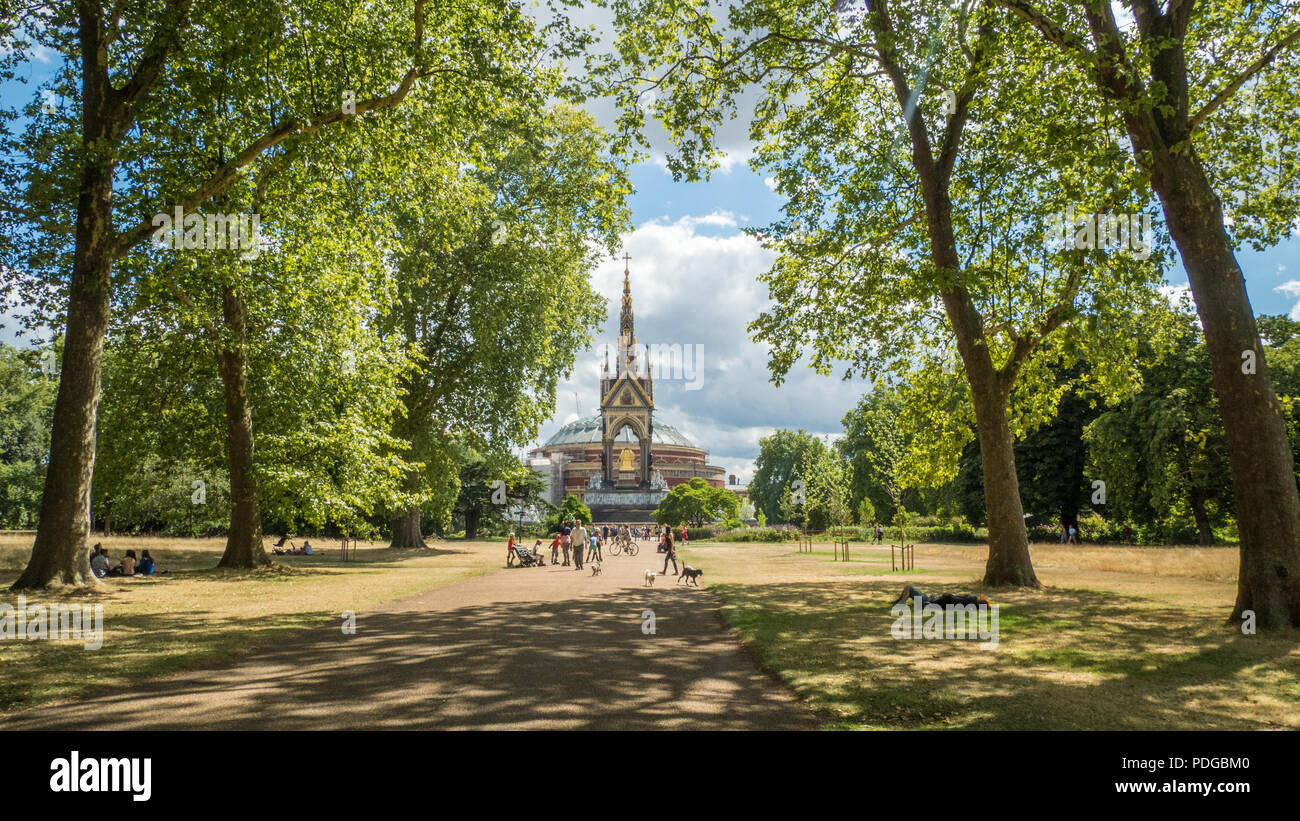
(892, 585, 990, 608)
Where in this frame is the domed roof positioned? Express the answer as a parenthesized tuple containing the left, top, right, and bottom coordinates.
(542, 413, 700, 449)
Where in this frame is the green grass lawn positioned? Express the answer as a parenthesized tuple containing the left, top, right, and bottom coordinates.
(682, 540, 1300, 730)
(0, 535, 501, 712)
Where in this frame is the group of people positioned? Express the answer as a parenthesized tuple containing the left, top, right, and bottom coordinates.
(1059, 523, 1080, 544)
(89, 543, 161, 578)
(505, 520, 601, 568)
(505, 521, 691, 571)
(270, 535, 316, 555)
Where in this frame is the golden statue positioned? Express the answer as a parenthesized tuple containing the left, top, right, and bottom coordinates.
(619, 447, 635, 472)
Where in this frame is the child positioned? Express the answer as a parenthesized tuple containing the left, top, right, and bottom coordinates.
(533, 539, 545, 565)
(506, 533, 517, 567)
(550, 534, 561, 565)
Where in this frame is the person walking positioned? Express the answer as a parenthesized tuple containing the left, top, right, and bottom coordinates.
(661, 527, 678, 576)
(572, 519, 588, 570)
(590, 531, 602, 562)
(549, 533, 561, 565)
(560, 521, 573, 566)
(1068, 523, 1079, 545)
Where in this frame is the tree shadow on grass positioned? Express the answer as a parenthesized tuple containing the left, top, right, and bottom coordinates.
(710, 579, 1300, 730)
(0, 583, 818, 730)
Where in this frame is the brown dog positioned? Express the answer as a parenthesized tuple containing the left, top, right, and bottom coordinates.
(677, 566, 703, 586)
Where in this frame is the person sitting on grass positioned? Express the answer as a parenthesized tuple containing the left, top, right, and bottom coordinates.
(108, 549, 137, 577)
(302, 540, 314, 555)
(90, 544, 109, 579)
(138, 550, 155, 575)
(892, 584, 990, 608)
(271, 535, 295, 555)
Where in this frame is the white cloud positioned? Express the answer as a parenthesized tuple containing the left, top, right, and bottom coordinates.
(1277, 280, 1300, 320)
(1159, 283, 1193, 309)
(529, 212, 869, 471)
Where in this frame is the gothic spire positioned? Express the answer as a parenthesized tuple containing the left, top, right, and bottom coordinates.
(620, 252, 635, 341)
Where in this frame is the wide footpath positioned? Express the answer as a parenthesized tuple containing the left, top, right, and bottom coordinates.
(1, 541, 818, 730)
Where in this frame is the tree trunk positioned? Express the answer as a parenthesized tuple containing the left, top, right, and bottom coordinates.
(464, 506, 480, 540)
(1189, 492, 1213, 546)
(937, 281, 1040, 588)
(389, 507, 426, 548)
(1152, 150, 1300, 627)
(970, 370, 1040, 588)
(12, 11, 116, 590)
(215, 285, 269, 569)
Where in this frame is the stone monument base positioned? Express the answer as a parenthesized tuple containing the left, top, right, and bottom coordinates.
(582, 488, 668, 525)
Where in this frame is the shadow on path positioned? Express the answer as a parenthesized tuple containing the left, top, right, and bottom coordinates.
(2, 565, 818, 730)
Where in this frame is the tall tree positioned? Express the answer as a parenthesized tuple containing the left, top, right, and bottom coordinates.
(750, 428, 825, 524)
(1000, 0, 1300, 625)
(653, 477, 741, 527)
(602, 0, 1160, 586)
(1, 0, 478, 588)
(1086, 303, 1234, 544)
(377, 100, 630, 546)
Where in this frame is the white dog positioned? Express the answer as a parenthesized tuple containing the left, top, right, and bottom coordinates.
(644, 570, 658, 587)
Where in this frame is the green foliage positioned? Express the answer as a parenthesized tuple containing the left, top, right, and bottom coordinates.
(653, 477, 740, 527)
(838, 391, 909, 520)
(1084, 306, 1233, 543)
(712, 527, 800, 543)
(0, 343, 57, 528)
(452, 449, 551, 538)
(751, 428, 824, 524)
(856, 497, 875, 527)
(544, 494, 592, 533)
(797, 438, 850, 531)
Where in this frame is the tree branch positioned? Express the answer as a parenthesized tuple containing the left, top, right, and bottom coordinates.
(112, 0, 193, 109)
(997, 0, 1094, 58)
(115, 0, 431, 254)
(1188, 25, 1300, 133)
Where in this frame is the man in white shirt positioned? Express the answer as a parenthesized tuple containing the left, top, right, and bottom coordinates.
(572, 520, 588, 570)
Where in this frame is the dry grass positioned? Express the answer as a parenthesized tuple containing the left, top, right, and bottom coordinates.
(682, 540, 1300, 730)
(0, 534, 502, 712)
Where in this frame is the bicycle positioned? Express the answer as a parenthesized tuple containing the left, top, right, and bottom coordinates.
(608, 535, 639, 557)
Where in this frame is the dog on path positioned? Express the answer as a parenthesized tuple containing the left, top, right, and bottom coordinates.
(677, 566, 703, 586)
(644, 570, 657, 587)
(590, 562, 602, 576)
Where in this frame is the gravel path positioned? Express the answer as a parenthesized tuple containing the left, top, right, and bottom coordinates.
(1, 543, 818, 730)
